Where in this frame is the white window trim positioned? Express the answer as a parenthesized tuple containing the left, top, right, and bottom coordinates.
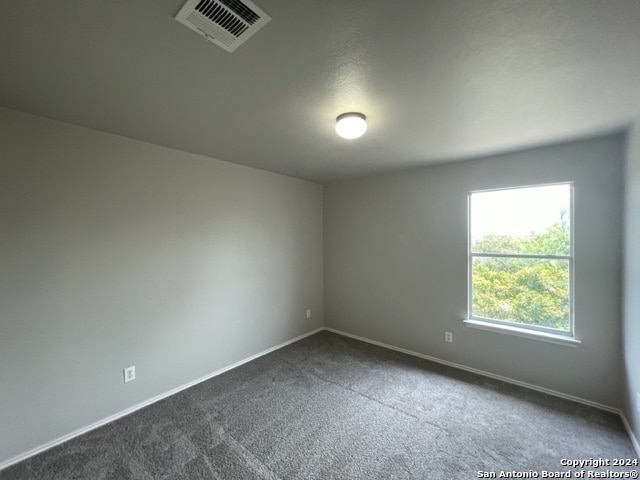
(466, 182, 578, 346)
(463, 318, 581, 346)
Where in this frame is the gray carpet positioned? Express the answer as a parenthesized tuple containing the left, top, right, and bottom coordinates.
(1, 331, 637, 479)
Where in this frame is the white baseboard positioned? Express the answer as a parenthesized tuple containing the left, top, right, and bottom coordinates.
(0, 327, 324, 472)
(324, 327, 620, 414)
(620, 413, 640, 457)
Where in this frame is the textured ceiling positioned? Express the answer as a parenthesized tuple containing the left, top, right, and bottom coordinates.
(1, 0, 639, 183)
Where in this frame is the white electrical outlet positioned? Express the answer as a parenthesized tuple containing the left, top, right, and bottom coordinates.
(306, 308, 312, 319)
(124, 366, 136, 383)
(636, 391, 640, 414)
(445, 332, 453, 343)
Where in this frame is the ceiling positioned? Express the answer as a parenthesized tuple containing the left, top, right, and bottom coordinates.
(1, 0, 639, 183)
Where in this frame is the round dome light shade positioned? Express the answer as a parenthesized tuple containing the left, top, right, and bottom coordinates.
(335, 112, 367, 139)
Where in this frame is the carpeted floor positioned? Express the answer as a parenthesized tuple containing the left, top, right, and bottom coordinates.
(1, 331, 637, 479)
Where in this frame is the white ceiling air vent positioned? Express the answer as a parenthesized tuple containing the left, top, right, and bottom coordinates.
(175, 0, 271, 53)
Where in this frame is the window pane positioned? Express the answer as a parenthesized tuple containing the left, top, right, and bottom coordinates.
(470, 184, 571, 255)
(471, 257, 570, 331)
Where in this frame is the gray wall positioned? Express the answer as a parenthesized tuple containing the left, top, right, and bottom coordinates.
(623, 119, 640, 446)
(324, 135, 623, 407)
(0, 108, 323, 464)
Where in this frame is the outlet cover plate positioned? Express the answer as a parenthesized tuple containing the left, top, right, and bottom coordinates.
(124, 366, 136, 383)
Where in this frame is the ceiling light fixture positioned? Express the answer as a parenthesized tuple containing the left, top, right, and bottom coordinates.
(335, 112, 367, 139)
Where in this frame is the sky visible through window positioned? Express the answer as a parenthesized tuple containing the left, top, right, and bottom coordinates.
(471, 184, 570, 242)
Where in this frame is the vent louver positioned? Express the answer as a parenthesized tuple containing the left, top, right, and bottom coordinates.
(175, 0, 271, 52)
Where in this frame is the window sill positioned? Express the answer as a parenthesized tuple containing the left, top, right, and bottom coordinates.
(463, 318, 581, 347)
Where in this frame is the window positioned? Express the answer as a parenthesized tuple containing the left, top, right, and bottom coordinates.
(466, 183, 577, 344)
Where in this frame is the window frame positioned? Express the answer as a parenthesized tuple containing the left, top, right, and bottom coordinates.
(465, 182, 579, 346)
